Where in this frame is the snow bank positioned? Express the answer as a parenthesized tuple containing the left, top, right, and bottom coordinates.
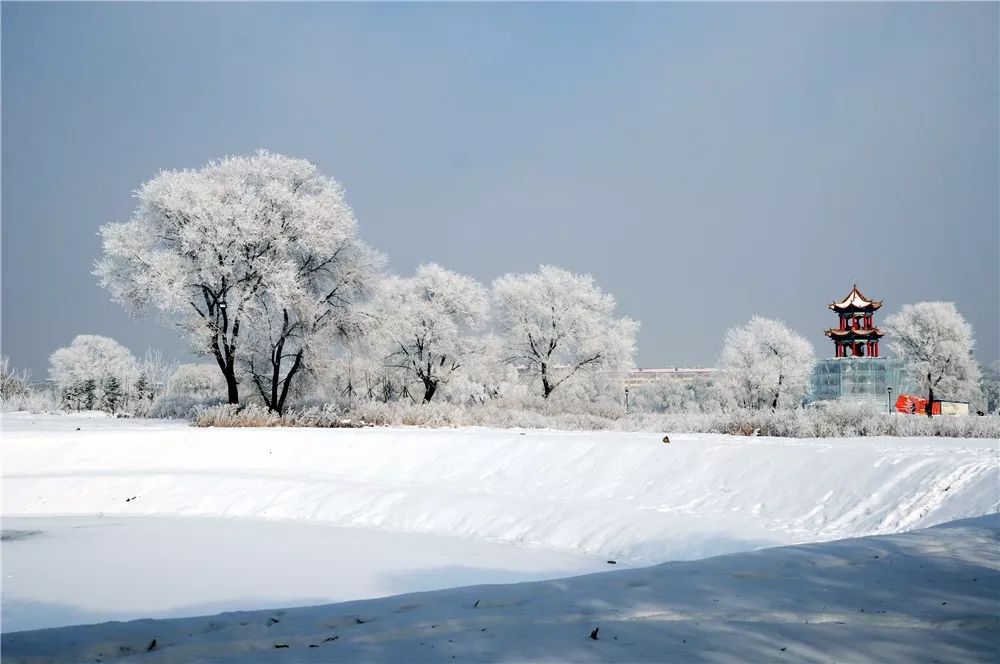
(3, 414, 997, 563)
(5, 515, 997, 663)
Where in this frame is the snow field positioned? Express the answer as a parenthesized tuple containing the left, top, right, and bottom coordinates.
(4, 414, 998, 563)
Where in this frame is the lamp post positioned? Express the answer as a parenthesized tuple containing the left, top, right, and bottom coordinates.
(624, 387, 630, 414)
(887, 386, 893, 414)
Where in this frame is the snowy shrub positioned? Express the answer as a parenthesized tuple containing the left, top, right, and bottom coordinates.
(188, 395, 1000, 437)
(281, 404, 357, 428)
(193, 402, 360, 428)
(0, 387, 60, 414)
(628, 376, 724, 414)
(193, 404, 281, 428)
(150, 395, 225, 420)
(0, 356, 60, 413)
(0, 355, 31, 400)
(345, 400, 617, 431)
(166, 364, 228, 400)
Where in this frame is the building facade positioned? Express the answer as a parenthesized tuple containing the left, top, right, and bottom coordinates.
(624, 367, 717, 389)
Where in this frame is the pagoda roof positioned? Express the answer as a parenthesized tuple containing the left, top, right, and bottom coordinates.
(829, 285, 882, 312)
(825, 327, 884, 338)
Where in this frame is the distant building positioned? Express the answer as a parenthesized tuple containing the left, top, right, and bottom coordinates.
(625, 367, 716, 389)
(811, 285, 911, 409)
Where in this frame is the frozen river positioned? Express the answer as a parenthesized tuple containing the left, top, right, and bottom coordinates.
(1, 515, 613, 633)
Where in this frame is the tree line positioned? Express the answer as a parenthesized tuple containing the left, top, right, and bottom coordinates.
(93, 152, 637, 415)
(3, 151, 991, 419)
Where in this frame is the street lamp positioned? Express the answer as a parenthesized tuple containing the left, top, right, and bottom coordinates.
(624, 387, 630, 414)
(887, 386, 893, 414)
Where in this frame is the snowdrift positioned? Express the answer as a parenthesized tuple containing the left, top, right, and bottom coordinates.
(4, 414, 997, 562)
(5, 515, 998, 663)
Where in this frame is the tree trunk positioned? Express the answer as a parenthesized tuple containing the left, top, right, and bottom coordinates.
(771, 373, 784, 411)
(212, 342, 239, 405)
(422, 379, 438, 403)
(270, 343, 283, 414)
(224, 368, 239, 404)
(541, 362, 553, 399)
(927, 375, 934, 418)
(272, 351, 303, 416)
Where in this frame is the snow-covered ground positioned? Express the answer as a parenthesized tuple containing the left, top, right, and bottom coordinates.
(5, 413, 997, 558)
(1, 515, 612, 633)
(2, 412, 998, 660)
(4, 516, 998, 663)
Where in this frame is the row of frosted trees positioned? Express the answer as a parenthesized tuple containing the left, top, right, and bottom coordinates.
(25, 149, 977, 418)
(94, 152, 637, 415)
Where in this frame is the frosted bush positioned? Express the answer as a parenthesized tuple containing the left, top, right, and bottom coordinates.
(0, 389, 60, 414)
(186, 392, 1000, 438)
(150, 395, 225, 420)
(166, 364, 227, 400)
(193, 404, 280, 428)
(193, 402, 359, 428)
(0, 356, 59, 413)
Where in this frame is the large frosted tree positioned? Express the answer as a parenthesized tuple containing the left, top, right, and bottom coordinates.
(492, 266, 637, 399)
(95, 151, 382, 412)
(376, 264, 489, 403)
(719, 316, 815, 410)
(884, 302, 981, 416)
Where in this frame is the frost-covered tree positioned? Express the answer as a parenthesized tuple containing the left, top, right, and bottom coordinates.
(441, 334, 520, 404)
(376, 264, 489, 403)
(95, 151, 382, 413)
(81, 378, 98, 410)
(492, 266, 637, 399)
(979, 361, 1000, 415)
(60, 382, 83, 411)
(718, 316, 815, 410)
(137, 349, 173, 403)
(101, 376, 124, 414)
(167, 363, 228, 400)
(49, 335, 139, 410)
(630, 375, 725, 414)
(884, 302, 981, 416)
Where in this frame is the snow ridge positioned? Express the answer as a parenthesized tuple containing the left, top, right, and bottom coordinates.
(4, 416, 997, 563)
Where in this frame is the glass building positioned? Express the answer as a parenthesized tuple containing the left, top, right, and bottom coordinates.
(810, 357, 912, 410)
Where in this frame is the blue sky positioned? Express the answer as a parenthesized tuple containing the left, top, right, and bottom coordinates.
(3, 2, 997, 375)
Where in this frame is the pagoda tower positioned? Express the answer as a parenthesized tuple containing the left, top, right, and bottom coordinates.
(825, 285, 884, 358)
